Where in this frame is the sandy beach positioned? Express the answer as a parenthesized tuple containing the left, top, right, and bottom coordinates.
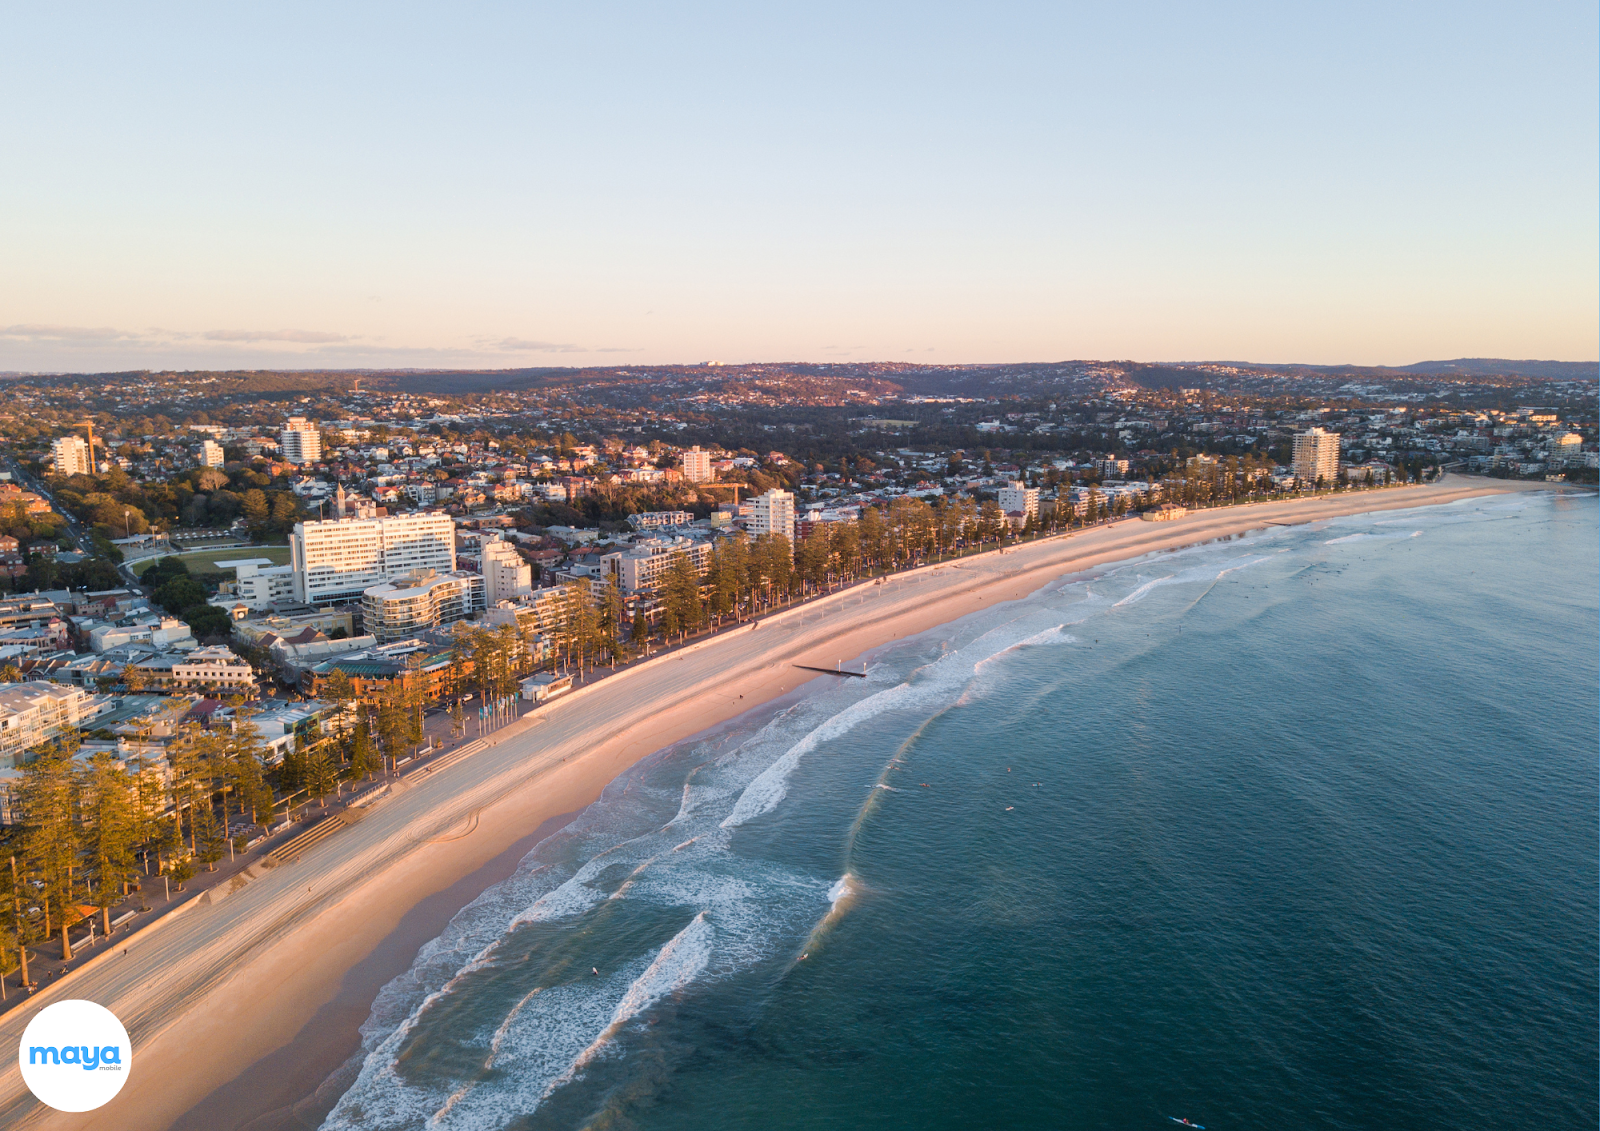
(0, 476, 1568, 1131)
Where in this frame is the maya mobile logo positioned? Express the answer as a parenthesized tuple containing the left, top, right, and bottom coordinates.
(18, 999, 132, 1112)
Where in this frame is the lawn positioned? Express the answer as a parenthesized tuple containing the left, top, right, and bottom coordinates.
(137, 544, 292, 581)
(176, 544, 291, 570)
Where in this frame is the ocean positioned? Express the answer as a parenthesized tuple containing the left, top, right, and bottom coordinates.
(319, 490, 1598, 1131)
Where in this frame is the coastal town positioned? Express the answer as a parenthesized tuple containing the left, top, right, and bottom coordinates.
(0, 359, 1591, 1002)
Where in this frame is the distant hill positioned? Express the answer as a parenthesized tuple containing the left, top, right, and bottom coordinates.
(1381, 359, 1597, 380)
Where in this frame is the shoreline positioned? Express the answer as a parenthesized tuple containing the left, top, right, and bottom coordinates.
(0, 476, 1573, 1131)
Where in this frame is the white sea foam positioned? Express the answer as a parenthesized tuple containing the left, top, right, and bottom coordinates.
(1113, 575, 1177, 606)
(1111, 554, 1275, 607)
(972, 624, 1072, 670)
(540, 912, 715, 1098)
(1325, 530, 1422, 545)
(721, 676, 938, 829)
(722, 615, 1067, 830)
(827, 874, 857, 906)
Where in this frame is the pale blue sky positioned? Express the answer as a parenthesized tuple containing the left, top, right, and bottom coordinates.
(2, 2, 1594, 371)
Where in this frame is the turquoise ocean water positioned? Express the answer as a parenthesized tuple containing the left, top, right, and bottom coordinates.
(321, 491, 1598, 1131)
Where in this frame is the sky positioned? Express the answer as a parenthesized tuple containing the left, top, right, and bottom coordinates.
(1, 2, 1595, 373)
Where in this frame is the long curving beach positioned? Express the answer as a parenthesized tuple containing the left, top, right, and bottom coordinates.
(0, 477, 1567, 1131)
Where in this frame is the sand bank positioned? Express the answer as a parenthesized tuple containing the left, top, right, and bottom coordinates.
(0, 476, 1564, 1131)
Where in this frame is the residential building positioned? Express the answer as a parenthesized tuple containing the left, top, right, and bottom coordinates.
(0, 683, 94, 768)
(627, 511, 695, 530)
(1095, 457, 1130, 478)
(88, 617, 193, 653)
(290, 511, 456, 605)
(360, 570, 485, 642)
(481, 539, 533, 603)
(1292, 427, 1340, 486)
(600, 538, 714, 594)
(199, 439, 226, 468)
(280, 416, 323, 465)
(51, 435, 92, 477)
(215, 559, 296, 611)
(996, 481, 1041, 522)
(300, 638, 460, 701)
(749, 488, 796, 546)
(681, 446, 713, 483)
(482, 586, 586, 639)
(234, 607, 357, 645)
(262, 627, 377, 683)
(1550, 432, 1583, 466)
(167, 646, 258, 694)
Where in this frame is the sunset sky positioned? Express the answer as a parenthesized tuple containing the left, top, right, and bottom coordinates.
(3, 2, 1594, 372)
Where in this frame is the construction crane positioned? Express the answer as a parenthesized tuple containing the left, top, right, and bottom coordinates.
(698, 482, 743, 504)
(80, 420, 98, 474)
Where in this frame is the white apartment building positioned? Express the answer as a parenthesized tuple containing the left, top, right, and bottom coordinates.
(0, 683, 93, 768)
(600, 538, 714, 594)
(681, 446, 713, 484)
(996, 481, 1041, 521)
(627, 511, 695, 529)
(1293, 427, 1341, 486)
(291, 512, 456, 606)
(1095, 457, 1130, 479)
(481, 539, 533, 603)
(88, 617, 193, 653)
(1550, 432, 1583, 466)
(168, 646, 258, 693)
(361, 570, 486, 642)
(749, 489, 796, 546)
(51, 435, 92, 477)
(199, 439, 226, 468)
(280, 417, 323, 465)
(221, 559, 296, 611)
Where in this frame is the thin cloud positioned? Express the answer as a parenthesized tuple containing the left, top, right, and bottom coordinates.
(202, 329, 352, 343)
(0, 324, 145, 342)
(491, 338, 586, 353)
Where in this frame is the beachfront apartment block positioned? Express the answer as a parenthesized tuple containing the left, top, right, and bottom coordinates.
(1549, 432, 1584, 466)
(749, 489, 796, 546)
(1293, 427, 1341, 486)
(280, 416, 323, 465)
(0, 683, 94, 768)
(481, 538, 533, 603)
(199, 439, 226, 468)
(600, 537, 715, 594)
(681, 446, 713, 483)
(997, 481, 1041, 521)
(361, 569, 486, 642)
(290, 512, 456, 606)
(51, 434, 92, 477)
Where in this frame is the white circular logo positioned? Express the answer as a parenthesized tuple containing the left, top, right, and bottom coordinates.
(17, 999, 132, 1112)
